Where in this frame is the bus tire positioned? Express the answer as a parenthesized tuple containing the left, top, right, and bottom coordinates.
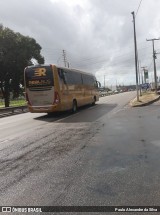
(92, 96, 96, 105)
(72, 100, 77, 113)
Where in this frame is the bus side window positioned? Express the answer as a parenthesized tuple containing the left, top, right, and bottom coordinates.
(82, 74, 93, 86)
(81, 74, 83, 84)
(58, 69, 67, 84)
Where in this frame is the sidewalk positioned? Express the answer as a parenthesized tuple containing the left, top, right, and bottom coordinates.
(130, 91, 160, 107)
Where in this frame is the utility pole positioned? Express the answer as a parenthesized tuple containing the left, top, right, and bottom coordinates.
(131, 11, 139, 102)
(104, 75, 105, 89)
(146, 38, 160, 94)
(138, 60, 142, 96)
(62, 50, 67, 67)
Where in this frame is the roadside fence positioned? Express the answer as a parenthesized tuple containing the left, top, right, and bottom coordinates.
(0, 97, 28, 117)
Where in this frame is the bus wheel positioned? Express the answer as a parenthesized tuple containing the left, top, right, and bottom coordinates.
(92, 97, 96, 105)
(72, 100, 77, 113)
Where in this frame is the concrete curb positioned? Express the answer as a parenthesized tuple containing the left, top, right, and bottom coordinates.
(131, 95, 160, 107)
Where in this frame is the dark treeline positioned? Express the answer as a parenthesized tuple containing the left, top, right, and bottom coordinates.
(0, 24, 44, 107)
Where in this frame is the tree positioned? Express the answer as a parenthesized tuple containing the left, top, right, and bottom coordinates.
(0, 25, 44, 107)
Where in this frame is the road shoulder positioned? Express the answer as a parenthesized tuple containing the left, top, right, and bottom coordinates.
(130, 91, 160, 107)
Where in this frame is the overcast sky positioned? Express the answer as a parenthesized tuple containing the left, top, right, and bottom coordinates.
(1, 0, 160, 86)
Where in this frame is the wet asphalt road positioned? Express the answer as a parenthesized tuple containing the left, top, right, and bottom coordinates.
(0, 91, 160, 214)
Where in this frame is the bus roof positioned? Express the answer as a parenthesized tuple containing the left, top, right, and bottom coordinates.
(25, 64, 95, 77)
(57, 66, 95, 76)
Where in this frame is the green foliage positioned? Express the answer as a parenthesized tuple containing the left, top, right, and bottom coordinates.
(0, 98, 26, 108)
(0, 24, 44, 106)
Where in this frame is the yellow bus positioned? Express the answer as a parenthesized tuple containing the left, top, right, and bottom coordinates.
(24, 64, 100, 113)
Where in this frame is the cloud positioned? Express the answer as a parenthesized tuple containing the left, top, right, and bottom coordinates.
(0, 0, 160, 85)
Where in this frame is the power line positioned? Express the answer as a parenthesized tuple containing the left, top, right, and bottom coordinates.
(66, 46, 151, 67)
(42, 41, 152, 67)
(135, 0, 143, 17)
(42, 45, 154, 73)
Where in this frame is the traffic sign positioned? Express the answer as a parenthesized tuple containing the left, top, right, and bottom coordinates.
(141, 83, 150, 89)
